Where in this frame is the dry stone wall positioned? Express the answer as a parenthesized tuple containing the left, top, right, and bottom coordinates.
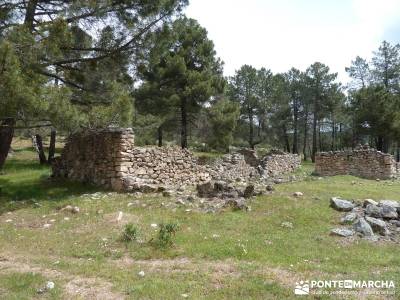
(315, 146, 399, 179)
(52, 128, 211, 191)
(52, 128, 302, 191)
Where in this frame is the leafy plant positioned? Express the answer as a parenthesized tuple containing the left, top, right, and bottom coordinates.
(156, 223, 180, 248)
(122, 223, 139, 242)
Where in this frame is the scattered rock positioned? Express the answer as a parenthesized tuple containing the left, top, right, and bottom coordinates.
(330, 228, 355, 237)
(46, 281, 55, 290)
(381, 205, 398, 219)
(365, 204, 382, 218)
(389, 220, 400, 227)
(162, 190, 173, 197)
(363, 199, 378, 207)
(365, 216, 389, 236)
(353, 218, 374, 237)
(266, 185, 275, 192)
(293, 192, 303, 197)
(224, 198, 249, 211)
(60, 205, 80, 214)
(43, 223, 52, 229)
(197, 182, 214, 197)
(281, 222, 293, 229)
(340, 213, 357, 225)
(330, 197, 355, 212)
(138, 271, 145, 277)
(378, 200, 400, 209)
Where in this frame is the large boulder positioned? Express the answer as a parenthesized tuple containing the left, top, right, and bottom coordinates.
(330, 197, 355, 212)
(340, 213, 358, 225)
(379, 200, 400, 209)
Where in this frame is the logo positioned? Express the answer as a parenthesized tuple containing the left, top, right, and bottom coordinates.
(295, 281, 309, 295)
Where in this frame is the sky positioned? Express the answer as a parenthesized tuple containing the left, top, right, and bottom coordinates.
(185, 0, 400, 84)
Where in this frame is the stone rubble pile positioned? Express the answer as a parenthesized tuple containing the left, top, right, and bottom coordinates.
(330, 197, 400, 242)
(315, 144, 399, 179)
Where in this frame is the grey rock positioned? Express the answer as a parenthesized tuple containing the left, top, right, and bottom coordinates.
(363, 199, 378, 207)
(266, 185, 275, 192)
(330, 228, 355, 237)
(389, 220, 400, 227)
(365, 204, 382, 218)
(353, 218, 374, 236)
(365, 216, 389, 235)
(224, 198, 248, 211)
(281, 222, 294, 229)
(379, 200, 400, 209)
(381, 205, 398, 219)
(340, 213, 358, 224)
(330, 197, 355, 212)
(162, 190, 173, 197)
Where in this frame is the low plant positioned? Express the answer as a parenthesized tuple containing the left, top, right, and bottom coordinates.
(122, 223, 139, 242)
(156, 222, 180, 248)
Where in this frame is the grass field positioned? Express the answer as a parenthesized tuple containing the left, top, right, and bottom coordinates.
(0, 143, 399, 299)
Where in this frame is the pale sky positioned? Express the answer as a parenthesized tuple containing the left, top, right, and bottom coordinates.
(185, 0, 400, 83)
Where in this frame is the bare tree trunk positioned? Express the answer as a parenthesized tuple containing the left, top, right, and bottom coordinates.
(0, 118, 15, 171)
(47, 129, 56, 163)
(312, 98, 319, 163)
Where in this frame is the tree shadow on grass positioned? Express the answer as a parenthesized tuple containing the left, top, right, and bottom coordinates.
(0, 158, 104, 214)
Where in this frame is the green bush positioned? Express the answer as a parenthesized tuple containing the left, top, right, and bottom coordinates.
(156, 223, 180, 248)
(122, 223, 139, 242)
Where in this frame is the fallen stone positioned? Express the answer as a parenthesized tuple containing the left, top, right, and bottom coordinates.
(60, 205, 80, 214)
(138, 271, 145, 277)
(293, 192, 303, 197)
(330, 197, 355, 212)
(353, 218, 374, 237)
(330, 228, 355, 237)
(162, 190, 173, 197)
(365, 216, 389, 235)
(340, 213, 358, 224)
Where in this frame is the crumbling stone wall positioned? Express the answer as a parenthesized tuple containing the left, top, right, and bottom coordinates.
(52, 128, 302, 191)
(315, 146, 398, 179)
(52, 128, 211, 191)
(209, 150, 301, 182)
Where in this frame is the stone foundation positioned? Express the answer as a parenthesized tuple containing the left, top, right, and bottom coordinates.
(315, 146, 399, 179)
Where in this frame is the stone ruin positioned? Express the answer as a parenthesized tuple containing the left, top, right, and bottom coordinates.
(315, 145, 399, 180)
(52, 128, 301, 193)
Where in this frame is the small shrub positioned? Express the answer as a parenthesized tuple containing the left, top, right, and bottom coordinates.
(156, 223, 180, 248)
(122, 223, 138, 242)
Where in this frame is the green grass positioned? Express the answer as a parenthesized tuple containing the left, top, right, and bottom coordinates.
(0, 148, 399, 299)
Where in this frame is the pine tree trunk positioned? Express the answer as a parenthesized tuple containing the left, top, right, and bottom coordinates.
(157, 126, 163, 147)
(180, 99, 188, 149)
(0, 118, 15, 171)
(312, 113, 318, 163)
(47, 129, 56, 163)
(331, 118, 335, 151)
(24, 0, 39, 32)
(303, 105, 309, 161)
(292, 99, 298, 154)
(35, 134, 47, 164)
(248, 110, 254, 149)
(283, 125, 290, 153)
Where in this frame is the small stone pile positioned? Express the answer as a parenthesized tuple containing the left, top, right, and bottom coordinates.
(315, 145, 399, 179)
(330, 197, 400, 242)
